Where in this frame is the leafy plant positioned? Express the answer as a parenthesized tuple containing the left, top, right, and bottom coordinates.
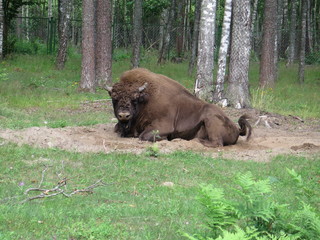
(145, 143, 160, 157)
(185, 171, 320, 240)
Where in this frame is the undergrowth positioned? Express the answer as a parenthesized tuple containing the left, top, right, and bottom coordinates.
(184, 170, 320, 240)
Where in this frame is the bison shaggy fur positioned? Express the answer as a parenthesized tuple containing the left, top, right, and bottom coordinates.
(106, 68, 251, 148)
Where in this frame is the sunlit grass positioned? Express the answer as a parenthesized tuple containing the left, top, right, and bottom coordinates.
(0, 142, 319, 239)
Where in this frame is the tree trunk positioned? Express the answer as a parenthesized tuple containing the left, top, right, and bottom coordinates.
(79, 0, 96, 92)
(306, 0, 313, 53)
(225, 0, 251, 108)
(250, 0, 259, 53)
(213, 0, 232, 104)
(194, 0, 217, 101)
(55, 0, 72, 70)
(188, 0, 202, 76)
(158, 0, 176, 64)
(287, 0, 298, 65)
(259, 0, 277, 88)
(96, 0, 113, 87)
(175, 0, 185, 58)
(131, 0, 142, 68)
(158, 9, 168, 53)
(0, 0, 3, 59)
(298, 0, 307, 84)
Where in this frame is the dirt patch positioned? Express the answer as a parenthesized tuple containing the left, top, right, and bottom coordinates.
(0, 101, 319, 162)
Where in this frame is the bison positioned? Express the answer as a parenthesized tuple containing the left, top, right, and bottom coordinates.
(106, 68, 251, 147)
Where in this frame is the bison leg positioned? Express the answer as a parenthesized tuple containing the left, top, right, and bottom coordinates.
(199, 113, 239, 147)
(139, 123, 174, 142)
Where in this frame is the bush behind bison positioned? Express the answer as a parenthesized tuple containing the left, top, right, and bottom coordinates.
(106, 68, 251, 147)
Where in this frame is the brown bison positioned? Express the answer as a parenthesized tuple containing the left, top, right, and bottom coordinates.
(106, 68, 251, 147)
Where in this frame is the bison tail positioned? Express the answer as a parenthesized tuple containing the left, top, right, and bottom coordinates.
(238, 115, 252, 141)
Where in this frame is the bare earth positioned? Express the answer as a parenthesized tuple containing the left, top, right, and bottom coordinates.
(1, 101, 319, 162)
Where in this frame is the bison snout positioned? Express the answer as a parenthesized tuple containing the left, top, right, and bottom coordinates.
(118, 111, 131, 121)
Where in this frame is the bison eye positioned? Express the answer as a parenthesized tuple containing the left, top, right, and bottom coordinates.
(112, 99, 118, 105)
(132, 99, 138, 105)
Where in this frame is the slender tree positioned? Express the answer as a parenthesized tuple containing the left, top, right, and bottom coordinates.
(225, 0, 251, 108)
(55, 0, 72, 70)
(188, 0, 202, 76)
(213, 0, 232, 104)
(259, 0, 277, 88)
(0, 0, 3, 59)
(131, 0, 142, 68)
(287, 0, 298, 65)
(158, 0, 176, 64)
(194, 0, 217, 101)
(298, 0, 307, 84)
(96, 0, 113, 87)
(79, 0, 96, 92)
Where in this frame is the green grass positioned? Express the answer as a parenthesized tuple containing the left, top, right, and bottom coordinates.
(249, 62, 320, 119)
(0, 52, 319, 239)
(0, 143, 319, 239)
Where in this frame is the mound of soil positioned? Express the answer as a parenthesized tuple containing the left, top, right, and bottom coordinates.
(1, 101, 319, 162)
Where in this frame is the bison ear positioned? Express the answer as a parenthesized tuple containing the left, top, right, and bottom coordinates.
(103, 86, 113, 95)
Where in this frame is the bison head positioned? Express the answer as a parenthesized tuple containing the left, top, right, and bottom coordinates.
(105, 82, 148, 136)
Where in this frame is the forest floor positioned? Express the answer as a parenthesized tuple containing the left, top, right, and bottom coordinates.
(1, 101, 320, 162)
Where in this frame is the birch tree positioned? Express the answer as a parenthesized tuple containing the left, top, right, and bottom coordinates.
(96, 0, 113, 87)
(79, 0, 96, 92)
(55, 0, 72, 70)
(194, 0, 217, 101)
(259, 0, 277, 88)
(225, 0, 251, 108)
(213, 0, 232, 105)
(131, 0, 143, 68)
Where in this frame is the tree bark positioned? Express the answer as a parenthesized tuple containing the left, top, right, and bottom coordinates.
(194, 0, 217, 101)
(225, 0, 251, 108)
(131, 0, 143, 68)
(298, 0, 307, 84)
(158, 0, 176, 64)
(96, 0, 113, 87)
(259, 0, 277, 88)
(79, 0, 96, 92)
(55, 0, 72, 70)
(188, 0, 202, 76)
(213, 0, 232, 104)
(287, 0, 298, 65)
(306, 0, 313, 53)
(0, 0, 3, 59)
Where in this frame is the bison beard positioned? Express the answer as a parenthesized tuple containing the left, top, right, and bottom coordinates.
(106, 68, 252, 148)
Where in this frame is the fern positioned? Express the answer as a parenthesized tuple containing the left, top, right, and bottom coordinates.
(197, 185, 238, 236)
(288, 202, 320, 239)
(232, 172, 279, 232)
(185, 171, 319, 240)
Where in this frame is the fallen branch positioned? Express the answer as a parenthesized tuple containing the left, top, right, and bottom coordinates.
(21, 178, 107, 204)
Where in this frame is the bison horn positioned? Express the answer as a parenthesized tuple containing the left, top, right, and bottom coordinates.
(104, 86, 113, 92)
(138, 82, 148, 92)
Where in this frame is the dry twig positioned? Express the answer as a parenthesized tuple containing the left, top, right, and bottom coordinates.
(21, 178, 107, 204)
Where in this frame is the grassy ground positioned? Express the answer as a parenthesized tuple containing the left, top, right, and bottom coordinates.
(0, 51, 319, 239)
(1, 143, 319, 239)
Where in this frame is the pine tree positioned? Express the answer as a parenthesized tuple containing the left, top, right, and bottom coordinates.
(79, 0, 96, 92)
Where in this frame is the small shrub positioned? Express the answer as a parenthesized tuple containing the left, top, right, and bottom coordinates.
(184, 171, 320, 240)
(145, 143, 160, 157)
